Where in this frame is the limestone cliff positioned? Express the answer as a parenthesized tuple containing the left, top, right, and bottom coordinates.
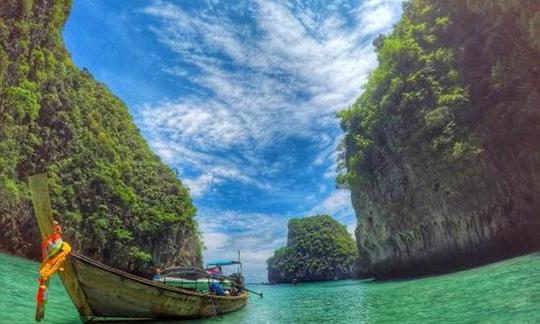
(339, 0, 540, 278)
(267, 215, 357, 283)
(0, 0, 201, 275)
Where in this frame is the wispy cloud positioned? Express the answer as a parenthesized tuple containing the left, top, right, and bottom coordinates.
(140, 101, 249, 151)
(309, 189, 355, 221)
(198, 209, 288, 282)
(136, 0, 403, 281)
(347, 223, 357, 238)
(139, 0, 402, 196)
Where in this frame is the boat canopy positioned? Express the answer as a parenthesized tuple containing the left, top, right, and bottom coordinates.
(205, 259, 241, 267)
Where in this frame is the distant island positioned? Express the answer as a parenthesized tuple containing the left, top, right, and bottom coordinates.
(267, 215, 357, 283)
(338, 0, 540, 278)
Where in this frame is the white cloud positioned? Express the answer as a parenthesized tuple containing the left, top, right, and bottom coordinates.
(183, 166, 270, 197)
(356, 0, 403, 37)
(183, 173, 216, 198)
(136, 0, 404, 281)
(347, 223, 357, 239)
(140, 100, 249, 151)
(201, 231, 230, 251)
(310, 189, 354, 219)
(139, 0, 403, 196)
(197, 209, 288, 282)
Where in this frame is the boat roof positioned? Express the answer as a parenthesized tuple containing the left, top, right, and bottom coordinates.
(205, 259, 240, 267)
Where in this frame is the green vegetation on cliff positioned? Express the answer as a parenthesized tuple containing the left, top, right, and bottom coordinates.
(338, 0, 540, 277)
(0, 0, 201, 274)
(267, 215, 357, 283)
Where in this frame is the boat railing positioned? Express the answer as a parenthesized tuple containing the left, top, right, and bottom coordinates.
(158, 266, 244, 293)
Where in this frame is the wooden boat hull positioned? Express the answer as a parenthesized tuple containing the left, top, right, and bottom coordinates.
(69, 253, 248, 322)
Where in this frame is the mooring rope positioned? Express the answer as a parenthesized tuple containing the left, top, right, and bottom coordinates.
(208, 295, 222, 320)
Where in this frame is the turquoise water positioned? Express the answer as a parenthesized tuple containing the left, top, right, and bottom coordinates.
(1, 252, 539, 323)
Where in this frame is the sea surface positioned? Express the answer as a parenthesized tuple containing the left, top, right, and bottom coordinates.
(1, 252, 539, 323)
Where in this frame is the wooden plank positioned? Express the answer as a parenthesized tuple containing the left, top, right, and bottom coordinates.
(29, 174, 55, 240)
(29, 174, 94, 319)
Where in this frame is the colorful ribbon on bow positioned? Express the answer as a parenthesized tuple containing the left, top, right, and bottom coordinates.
(35, 222, 71, 322)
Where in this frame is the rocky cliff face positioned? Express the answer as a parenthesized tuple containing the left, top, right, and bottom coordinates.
(267, 215, 357, 283)
(0, 0, 201, 275)
(339, 0, 540, 278)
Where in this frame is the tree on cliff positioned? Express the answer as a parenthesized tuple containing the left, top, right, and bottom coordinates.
(0, 0, 201, 275)
(267, 215, 357, 283)
(338, 0, 540, 277)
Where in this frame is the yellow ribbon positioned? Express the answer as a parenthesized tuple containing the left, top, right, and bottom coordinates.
(39, 242, 71, 280)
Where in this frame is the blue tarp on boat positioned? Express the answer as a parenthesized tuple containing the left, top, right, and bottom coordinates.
(206, 259, 240, 267)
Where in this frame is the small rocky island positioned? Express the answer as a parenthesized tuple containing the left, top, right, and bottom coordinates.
(267, 215, 357, 283)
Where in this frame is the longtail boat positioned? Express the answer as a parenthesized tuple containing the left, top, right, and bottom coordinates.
(29, 174, 249, 322)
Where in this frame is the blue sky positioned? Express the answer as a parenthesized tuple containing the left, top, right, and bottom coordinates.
(63, 0, 403, 282)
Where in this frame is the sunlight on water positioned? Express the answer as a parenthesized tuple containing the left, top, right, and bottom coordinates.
(1, 252, 539, 323)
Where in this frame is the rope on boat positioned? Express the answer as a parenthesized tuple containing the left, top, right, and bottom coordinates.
(241, 286, 263, 298)
(208, 295, 222, 320)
